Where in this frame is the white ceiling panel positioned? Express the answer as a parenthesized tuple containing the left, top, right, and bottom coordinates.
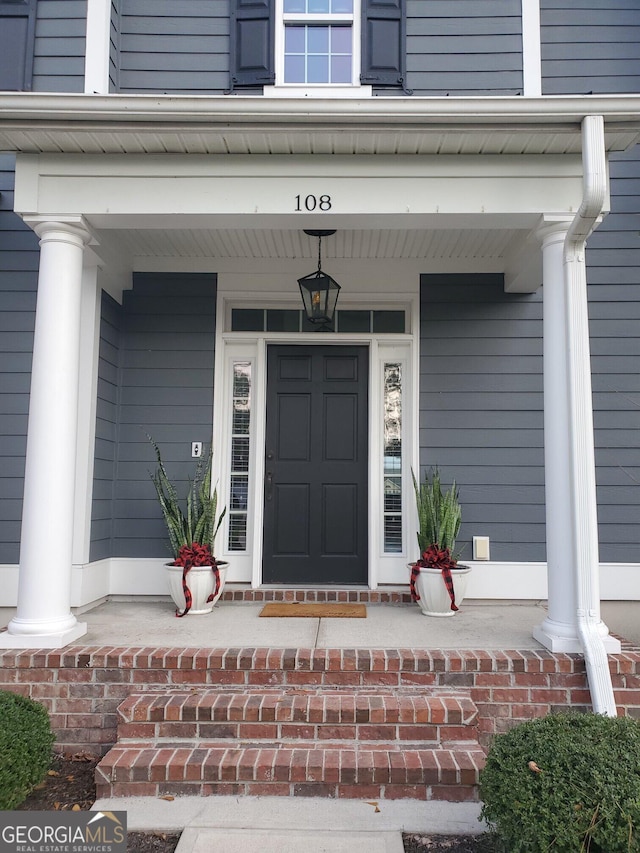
(107, 227, 522, 261)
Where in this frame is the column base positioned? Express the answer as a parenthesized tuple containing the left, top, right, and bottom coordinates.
(0, 621, 87, 649)
(533, 618, 621, 653)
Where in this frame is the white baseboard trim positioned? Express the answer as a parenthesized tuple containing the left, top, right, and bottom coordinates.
(0, 564, 18, 605)
(1, 559, 639, 608)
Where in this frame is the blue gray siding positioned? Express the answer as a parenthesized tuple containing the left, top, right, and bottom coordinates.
(405, 0, 523, 96)
(0, 156, 39, 564)
(541, 1, 640, 95)
(32, 0, 87, 93)
(90, 292, 122, 562)
(589, 145, 640, 563)
(419, 274, 545, 563)
(0, 0, 36, 91)
(109, 0, 523, 96)
(104, 272, 217, 558)
(117, 0, 230, 94)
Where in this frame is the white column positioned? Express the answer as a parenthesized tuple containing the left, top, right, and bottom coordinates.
(2, 220, 91, 647)
(534, 221, 619, 652)
(534, 222, 577, 648)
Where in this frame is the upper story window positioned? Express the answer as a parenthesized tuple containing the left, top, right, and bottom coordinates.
(230, 0, 408, 94)
(280, 0, 359, 86)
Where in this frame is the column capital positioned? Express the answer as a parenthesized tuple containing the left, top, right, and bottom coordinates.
(23, 216, 94, 247)
(535, 216, 572, 248)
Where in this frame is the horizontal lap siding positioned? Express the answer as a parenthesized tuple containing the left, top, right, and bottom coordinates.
(541, 1, 640, 94)
(110, 272, 216, 558)
(117, 0, 229, 94)
(406, 0, 522, 96)
(588, 145, 640, 563)
(90, 293, 122, 561)
(419, 274, 544, 563)
(32, 0, 86, 92)
(0, 156, 39, 564)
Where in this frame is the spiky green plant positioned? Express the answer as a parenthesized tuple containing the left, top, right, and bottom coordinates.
(412, 467, 461, 555)
(149, 437, 226, 559)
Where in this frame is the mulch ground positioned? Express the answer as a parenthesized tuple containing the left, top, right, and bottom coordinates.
(16, 753, 497, 853)
(16, 753, 181, 853)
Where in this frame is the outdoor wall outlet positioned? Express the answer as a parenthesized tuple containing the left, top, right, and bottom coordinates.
(191, 442, 203, 458)
(473, 536, 490, 561)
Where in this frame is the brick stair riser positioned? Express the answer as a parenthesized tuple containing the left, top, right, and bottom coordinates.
(117, 720, 476, 745)
(98, 781, 478, 801)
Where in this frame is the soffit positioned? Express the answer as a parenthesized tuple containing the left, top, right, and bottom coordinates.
(1, 125, 638, 156)
(1, 94, 640, 156)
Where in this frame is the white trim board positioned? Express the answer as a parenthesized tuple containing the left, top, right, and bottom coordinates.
(2, 561, 640, 608)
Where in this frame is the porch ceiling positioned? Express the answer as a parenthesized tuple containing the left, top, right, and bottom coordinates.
(107, 225, 523, 262)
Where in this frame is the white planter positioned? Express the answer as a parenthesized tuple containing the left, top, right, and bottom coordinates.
(413, 565, 472, 617)
(166, 563, 227, 616)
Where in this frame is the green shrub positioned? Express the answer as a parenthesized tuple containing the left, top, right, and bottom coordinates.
(0, 690, 55, 809)
(479, 713, 640, 852)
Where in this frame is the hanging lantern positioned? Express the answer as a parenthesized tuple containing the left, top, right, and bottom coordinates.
(298, 230, 340, 326)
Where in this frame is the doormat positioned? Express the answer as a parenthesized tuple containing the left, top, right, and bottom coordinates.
(259, 603, 367, 618)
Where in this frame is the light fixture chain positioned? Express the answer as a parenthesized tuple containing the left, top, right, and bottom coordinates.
(317, 235, 322, 272)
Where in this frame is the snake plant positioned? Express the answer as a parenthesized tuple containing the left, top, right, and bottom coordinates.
(412, 467, 461, 556)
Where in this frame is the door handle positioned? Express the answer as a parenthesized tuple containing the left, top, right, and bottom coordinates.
(266, 470, 274, 501)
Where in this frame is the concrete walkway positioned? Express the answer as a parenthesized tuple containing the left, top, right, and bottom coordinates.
(94, 792, 484, 849)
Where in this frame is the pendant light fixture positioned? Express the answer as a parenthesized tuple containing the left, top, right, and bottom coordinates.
(298, 229, 340, 327)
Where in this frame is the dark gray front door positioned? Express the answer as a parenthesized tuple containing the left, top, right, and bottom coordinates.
(263, 345, 368, 584)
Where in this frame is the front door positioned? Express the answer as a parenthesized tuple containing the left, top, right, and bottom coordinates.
(263, 345, 369, 584)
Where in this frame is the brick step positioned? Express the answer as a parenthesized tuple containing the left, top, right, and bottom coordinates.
(96, 742, 485, 801)
(220, 586, 412, 604)
(116, 689, 478, 746)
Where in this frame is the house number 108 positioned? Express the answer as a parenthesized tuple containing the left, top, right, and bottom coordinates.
(295, 194, 332, 211)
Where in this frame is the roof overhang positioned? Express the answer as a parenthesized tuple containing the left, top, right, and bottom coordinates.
(4, 94, 640, 301)
(1, 94, 640, 156)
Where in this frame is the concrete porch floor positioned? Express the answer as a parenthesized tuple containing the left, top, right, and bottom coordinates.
(1, 597, 638, 649)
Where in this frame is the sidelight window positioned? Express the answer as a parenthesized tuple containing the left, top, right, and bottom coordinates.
(228, 362, 252, 551)
(383, 362, 402, 553)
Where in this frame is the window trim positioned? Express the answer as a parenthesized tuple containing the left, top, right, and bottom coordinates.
(271, 0, 372, 95)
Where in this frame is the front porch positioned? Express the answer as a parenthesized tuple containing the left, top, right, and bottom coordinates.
(3, 594, 565, 651)
(1, 595, 639, 811)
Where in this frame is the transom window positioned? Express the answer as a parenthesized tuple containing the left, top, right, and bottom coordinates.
(230, 308, 405, 334)
(280, 0, 358, 86)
